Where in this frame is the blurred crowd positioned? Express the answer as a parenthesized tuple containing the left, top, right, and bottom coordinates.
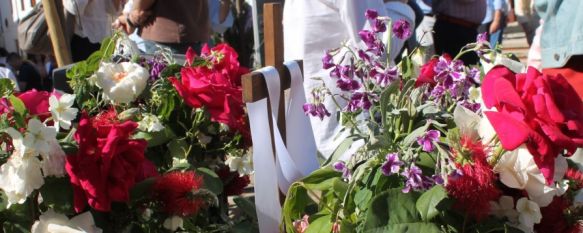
(0, 0, 255, 93)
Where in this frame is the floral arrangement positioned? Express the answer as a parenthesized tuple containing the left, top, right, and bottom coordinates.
(0, 35, 257, 232)
(284, 10, 583, 233)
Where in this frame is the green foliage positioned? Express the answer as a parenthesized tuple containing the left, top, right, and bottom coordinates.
(416, 185, 448, 221)
(39, 177, 75, 215)
(0, 79, 14, 97)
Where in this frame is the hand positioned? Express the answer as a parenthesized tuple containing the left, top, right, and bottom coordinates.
(112, 14, 136, 34)
(128, 9, 152, 26)
(489, 21, 501, 34)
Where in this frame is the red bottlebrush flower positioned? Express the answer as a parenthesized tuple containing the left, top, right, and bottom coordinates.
(535, 196, 571, 233)
(154, 171, 207, 216)
(565, 168, 583, 191)
(216, 167, 250, 196)
(92, 108, 119, 128)
(447, 136, 501, 221)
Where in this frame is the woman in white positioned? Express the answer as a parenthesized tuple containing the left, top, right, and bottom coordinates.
(283, 0, 390, 159)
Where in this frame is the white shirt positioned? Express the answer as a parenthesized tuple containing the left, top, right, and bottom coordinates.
(0, 67, 21, 92)
(283, 0, 387, 158)
(63, 0, 119, 44)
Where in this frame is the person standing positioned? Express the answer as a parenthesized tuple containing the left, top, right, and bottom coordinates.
(509, 0, 538, 46)
(114, 0, 211, 54)
(63, 0, 123, 62)
(432, 0, 486, 64)
(283, 0, 387, 159)
(6, 53, 43, 92)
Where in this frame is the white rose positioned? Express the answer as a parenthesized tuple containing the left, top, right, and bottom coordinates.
(95, 62, 149, 104)
(494, 146, 567, 207)
(31, 209, 102, 233)
(163, 216, 183, 232)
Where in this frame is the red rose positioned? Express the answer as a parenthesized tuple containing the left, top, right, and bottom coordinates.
(216, 167, 251, 196)
(65, 112, 148, 212)
(170, 44, 249, 131)
(481, 66, 583, 183)
(17, 89, 53, 116)
(415, 54, 451, 88)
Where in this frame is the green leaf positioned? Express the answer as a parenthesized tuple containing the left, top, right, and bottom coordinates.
(130, 177, 156, 203)
(322, 136, 358, 167)
(0, 79, 14, 96)
(233, 197, 258, 221)
(2, 222, 28, 233)
(363, 189, 427, 231)
(400, 56, 413, 78)
(306, 214, 333, 233)
(196, 167, 223, 195)
(134, 127, 177, 148)
(168, 138, 189, 159)
(354, 188, 373, 211)
(363, 222, 441, 233)
(416, 185, 448, 221)
(8, 95, 26, 116)
(302, 168, 342, 191)
(160, 64, 183, 78)
(380, 81, 400, 128)
(283, 183, 312, 233)
(39, 177, 75, 214)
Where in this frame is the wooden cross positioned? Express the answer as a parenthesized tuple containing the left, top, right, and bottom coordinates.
(41, 0, 73, 67)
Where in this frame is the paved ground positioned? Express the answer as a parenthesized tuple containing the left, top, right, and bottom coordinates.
(502, 22, 531, 63)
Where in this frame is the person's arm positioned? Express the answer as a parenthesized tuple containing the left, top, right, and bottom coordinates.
(490, 10, 503, 33)
(129, 0, 156, 25)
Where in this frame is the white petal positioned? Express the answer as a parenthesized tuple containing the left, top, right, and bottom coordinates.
(58, 94, 76, 107)
(48, 95, 60, 112)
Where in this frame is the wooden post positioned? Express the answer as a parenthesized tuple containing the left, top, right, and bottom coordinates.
(263, 3, 286, 143)
(41, 0, 72, 67)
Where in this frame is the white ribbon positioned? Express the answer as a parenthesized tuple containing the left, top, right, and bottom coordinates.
(284, 61, 319, 176)
(248, 63, 321, 233)
(247, 67, 282, 233)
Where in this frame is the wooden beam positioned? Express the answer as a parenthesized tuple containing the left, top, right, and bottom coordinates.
(42, 0, 72, 67)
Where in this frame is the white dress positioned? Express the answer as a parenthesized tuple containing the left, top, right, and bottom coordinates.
(283, 0, 387, 159)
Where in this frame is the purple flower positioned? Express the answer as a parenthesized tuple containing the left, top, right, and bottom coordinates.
(358, 50, 371, 64)
(303, 89, 331, 120)
(381, 153, 403, 176)
(431, 174, 444, 185)
(333, 161, 351, 179)
(467, 67, 481, 84)
(476, 32, 488, 44)
(459, 101, 481, 113)
(337, 78, 361, 92)
(429, 85, 445, 99)
(372, 19, 387, 33)
(359, 30, 385, 55)
(416, 129, 440, 152)
(359, 30, 377, 48)
(392, 19, 412, 40)
(373, 65, 399, 87)
(345, 92, 377, 112)
(365, 9, 378, 20)
(322, 52, 335, 69)
(401, 165, 425, 193)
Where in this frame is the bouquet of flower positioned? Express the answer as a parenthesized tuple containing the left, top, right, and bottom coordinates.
(283, 10, 583, 233)
(0, 34, 257, 232)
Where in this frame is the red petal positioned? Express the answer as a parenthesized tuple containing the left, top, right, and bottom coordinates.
(484, 111, 530, 150)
